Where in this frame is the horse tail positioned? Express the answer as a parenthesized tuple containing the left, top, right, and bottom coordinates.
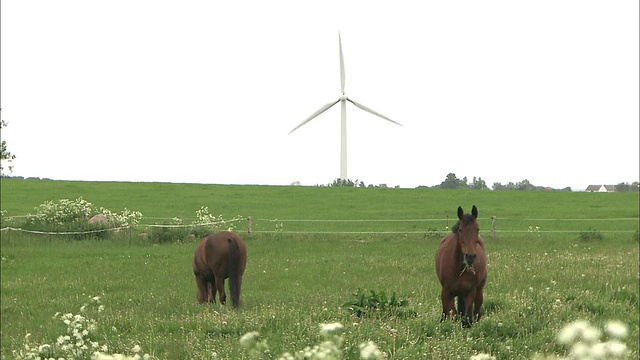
(227, 236, 242, 308)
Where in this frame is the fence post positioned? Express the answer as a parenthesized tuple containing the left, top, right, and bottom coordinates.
(491, 216, 497, 241)
(247, 216, 252, 238)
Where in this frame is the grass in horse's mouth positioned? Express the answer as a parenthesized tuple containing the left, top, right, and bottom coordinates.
(460, 263, 476, 276)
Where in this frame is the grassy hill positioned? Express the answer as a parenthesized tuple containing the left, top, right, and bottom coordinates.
(1, 178, 637, 239)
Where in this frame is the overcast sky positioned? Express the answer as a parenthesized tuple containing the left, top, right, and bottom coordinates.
(1, 1, 638, 190)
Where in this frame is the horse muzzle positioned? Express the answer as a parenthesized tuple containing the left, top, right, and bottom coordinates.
(463, 253, 476, 266)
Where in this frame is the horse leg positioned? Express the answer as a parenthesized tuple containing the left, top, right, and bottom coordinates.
(457, 296, 465, 318)
(474, 287, 484, 322)
(440, 288, 456, 322)
(195, 276, 209, 304)
(214, 273, 226, 305)
(461, 290, 477, 328)
(207, 282, 214, 303)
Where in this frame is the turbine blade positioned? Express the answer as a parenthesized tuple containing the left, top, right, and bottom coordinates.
(346, 98, 403, 126)
(288, 99, 341, 134)
(339, 33, 345, 94)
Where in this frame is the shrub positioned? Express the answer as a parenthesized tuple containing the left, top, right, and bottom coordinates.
(341, 289, 414, 318)
(577, 228, 603, 242)
(146, 226, 192, 244)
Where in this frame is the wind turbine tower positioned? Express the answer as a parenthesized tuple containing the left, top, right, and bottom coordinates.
(289, 33, 402, 181)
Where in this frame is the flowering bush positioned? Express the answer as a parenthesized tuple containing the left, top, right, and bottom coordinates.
(528, 225, 541, 237)
(12, 295, 152, 360)
(96, 207, 143, 228)
(1, 209, 13, 226)
(28, 197, 94, 226)
(25, 197, 142, 230)
(146, 207, 244, 244)
(192, 206, 242, 232)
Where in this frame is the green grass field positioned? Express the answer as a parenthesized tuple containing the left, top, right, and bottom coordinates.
(1, 179, 638, 359)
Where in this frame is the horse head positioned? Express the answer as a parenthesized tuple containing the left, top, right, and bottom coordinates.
(455, 205, 480, 267)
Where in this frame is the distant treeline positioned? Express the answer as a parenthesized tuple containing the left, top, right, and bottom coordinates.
(1, 176, 53, 181)
(319, 173, 639, 192)
(4, 175, 639, 192)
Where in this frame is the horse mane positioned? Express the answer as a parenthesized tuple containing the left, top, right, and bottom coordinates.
(451, 213, 476, 233)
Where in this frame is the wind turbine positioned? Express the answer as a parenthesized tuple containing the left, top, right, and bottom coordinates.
(288, 33, 402, 181)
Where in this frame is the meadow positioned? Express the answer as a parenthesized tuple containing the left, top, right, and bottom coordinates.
(1, 178, 638, 359)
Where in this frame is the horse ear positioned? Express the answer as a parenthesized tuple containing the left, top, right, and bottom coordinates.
(472, 205, 478, 219)
(457, 206, 464, 220)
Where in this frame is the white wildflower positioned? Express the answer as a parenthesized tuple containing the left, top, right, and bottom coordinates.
(239, 331, 260, 348)
(605, 320, 628, 339)
(131, 345, 142, 353)
(582, 325, 601, 343)
(319, 322, 343, 334)
(470, 353, 496, 360)
(605, 340, 628, 356)
(558, 320, 600, 344)
(569, 342, 590, 358)
(589, 342, 607, 358)
(279, 352, 295, 360)
(359, 341, 385, 360)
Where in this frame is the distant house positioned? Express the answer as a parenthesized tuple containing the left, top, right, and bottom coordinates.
(585, 185, 617, 192)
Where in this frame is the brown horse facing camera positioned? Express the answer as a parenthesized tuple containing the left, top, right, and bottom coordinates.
(435, 205, 487, 327)
(192, 231, 247, 308)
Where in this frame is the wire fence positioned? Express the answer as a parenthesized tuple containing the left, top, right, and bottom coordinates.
(1, 216, 637, 240)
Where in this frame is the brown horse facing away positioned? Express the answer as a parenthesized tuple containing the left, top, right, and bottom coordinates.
(193, 231, 247, 308)
(435, 205, 487, 328)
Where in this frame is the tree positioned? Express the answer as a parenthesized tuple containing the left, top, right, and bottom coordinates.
(492, 182, 506, 190)
(470, 177, 488, 190)
(437, 173, 467, 189)
(329, 178, 356, 187)
(616, 182, 640, 192)
(1, 111, 16, 176)
(516, 179, 535, 191)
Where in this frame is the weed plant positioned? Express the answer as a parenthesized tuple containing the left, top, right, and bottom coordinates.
(341, 289, 413, 319)
(577, 228, 604, 242)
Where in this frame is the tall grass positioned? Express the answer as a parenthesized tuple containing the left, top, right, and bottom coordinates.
(2, 233, 637, 359)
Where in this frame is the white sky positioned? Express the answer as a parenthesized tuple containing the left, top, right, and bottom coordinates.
(1, 1, 638, 190)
